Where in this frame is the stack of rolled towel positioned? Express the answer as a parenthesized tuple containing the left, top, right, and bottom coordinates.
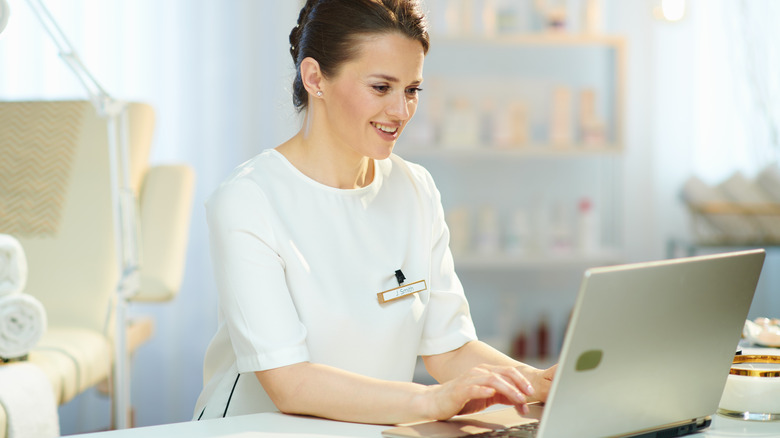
(0, 234, 46, 361)
(0, 233, 59, 438)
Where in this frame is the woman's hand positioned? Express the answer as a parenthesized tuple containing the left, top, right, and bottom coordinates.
(421, 363, 537, 420)
(524, 364, 556, 403)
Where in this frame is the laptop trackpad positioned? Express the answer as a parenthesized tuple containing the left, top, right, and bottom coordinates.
(382, 404, 543, 438)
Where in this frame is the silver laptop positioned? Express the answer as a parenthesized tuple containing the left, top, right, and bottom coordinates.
(383, 249, 765, 438)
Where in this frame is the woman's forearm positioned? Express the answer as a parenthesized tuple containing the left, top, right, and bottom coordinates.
(423, 340, 521, 381)
(423, 340, 552, 403)
(254, 342, 553, 425)
(255, 362, 433, 425)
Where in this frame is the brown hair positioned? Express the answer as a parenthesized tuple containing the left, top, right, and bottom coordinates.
(289, 0, 430, 112)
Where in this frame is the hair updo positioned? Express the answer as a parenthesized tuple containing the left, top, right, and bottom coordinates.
(288, 0, 430, 112)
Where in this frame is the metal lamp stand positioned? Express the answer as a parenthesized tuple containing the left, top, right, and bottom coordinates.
(23, 0, 138, 429)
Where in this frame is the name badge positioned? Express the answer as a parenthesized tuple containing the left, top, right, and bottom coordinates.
(377, 279, 427, 304)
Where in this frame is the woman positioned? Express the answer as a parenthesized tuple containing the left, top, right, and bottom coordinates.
(194, 0, 556, 424)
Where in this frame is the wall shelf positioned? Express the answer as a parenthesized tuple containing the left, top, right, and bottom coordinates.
(397, 143, 623, 160)
(406, 31, 628, 365)
(433, 33, 627, 47)
(453, 250, 623, 271)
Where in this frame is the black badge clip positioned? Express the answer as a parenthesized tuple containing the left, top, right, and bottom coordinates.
(395, 269, 406, 286)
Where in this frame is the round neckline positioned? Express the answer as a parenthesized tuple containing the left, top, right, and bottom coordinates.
(268, 149, 383, 194)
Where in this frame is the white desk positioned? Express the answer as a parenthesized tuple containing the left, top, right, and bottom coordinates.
(72, 410, 780, 438)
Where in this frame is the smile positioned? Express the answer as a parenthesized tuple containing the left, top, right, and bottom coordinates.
(371, 122, 399, 134)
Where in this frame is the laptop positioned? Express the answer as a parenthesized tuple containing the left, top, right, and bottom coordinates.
(383, 249, 765, 438)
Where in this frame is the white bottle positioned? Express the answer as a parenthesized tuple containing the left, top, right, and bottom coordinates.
(583, 0, 602, 34)
(442, 97, 480, 149)
(577, 197, 600, 254)
(476, 206, 500, 255)
(446, 206, 471, 256)
(505, 208, 529, 255)
(549, 202, 572, 254)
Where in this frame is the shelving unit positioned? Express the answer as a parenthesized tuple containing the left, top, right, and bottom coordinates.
(400, 31, 627, 370)
(401, 144, 622, 158)
(453, 250, 623, 271)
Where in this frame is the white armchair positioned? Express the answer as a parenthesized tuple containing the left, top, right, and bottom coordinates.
(0, 100, 194, 434)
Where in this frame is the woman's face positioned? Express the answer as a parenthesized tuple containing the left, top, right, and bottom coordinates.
(320, 32, 425, 160)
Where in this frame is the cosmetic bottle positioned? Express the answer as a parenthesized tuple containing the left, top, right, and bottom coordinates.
(442, 98, 479, 148)
(505, 208, 529, 255)
(537, 314, 550, 362)
(511, 326, 528, 360)
(576, 197, 600, 254)
(550, 85, 572, 147)
(475, 205, 500, 255)
(446, 207, 471, 255)
(549, 202, 572, 254)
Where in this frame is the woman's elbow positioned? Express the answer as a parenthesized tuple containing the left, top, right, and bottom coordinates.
(254, 366, 307, 414)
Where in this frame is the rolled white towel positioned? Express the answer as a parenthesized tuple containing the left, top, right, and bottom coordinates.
(0, 362, 60, 438)
(0, 234, 27, 296)
(0, 294, 47, 360)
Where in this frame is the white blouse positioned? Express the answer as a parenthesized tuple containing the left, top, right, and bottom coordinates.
(193, 149, 477, 419)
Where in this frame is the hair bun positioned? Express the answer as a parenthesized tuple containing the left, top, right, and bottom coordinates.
(289, 0, 318, 63)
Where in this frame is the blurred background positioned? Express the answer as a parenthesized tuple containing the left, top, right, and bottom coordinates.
(1, 0, 779, 434)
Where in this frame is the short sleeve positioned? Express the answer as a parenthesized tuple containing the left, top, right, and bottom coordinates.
(416, 171, 478, 355)
(206, 178, 310, 372)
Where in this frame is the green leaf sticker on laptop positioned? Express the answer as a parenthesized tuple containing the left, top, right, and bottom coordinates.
(575, 350, 603, 371)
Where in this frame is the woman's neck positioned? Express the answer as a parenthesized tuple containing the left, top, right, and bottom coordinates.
(276, 131, 375, 190)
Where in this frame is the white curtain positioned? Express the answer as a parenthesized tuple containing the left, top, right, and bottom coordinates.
(1, 0, 301, 431)
(690, 0, 780, 182)
(643, 0, 780, 321)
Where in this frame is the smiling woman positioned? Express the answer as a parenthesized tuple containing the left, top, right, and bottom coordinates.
(193, 0, 556, 426)
(281, 32, 426, 182)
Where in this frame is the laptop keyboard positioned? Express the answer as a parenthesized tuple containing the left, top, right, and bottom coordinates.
(470, 422, 539, 437)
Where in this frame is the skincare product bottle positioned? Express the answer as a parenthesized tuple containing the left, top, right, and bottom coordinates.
(549, 201, 572, 254)
(579, 88, 606, 146)
(475, 205, 500, 255)
(550, 85, 572, 147)
(446, 206, 471, 255)
(478, 0, 497, 37)
(505, 208, 529, 255)
(576, 197, 599, 254)
(537, 314, 550, 362)
(583, 0, 602, 34)
(511, 326, 528, 360)
(494, 99, 529, 147)
(442, 97, 480, 148)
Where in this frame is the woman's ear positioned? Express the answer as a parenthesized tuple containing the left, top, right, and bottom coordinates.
(300, 57, 324, 98)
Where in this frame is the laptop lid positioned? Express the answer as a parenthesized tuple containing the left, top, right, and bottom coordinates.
(382, 249, 765, 438)
(536, 248, 765, 437)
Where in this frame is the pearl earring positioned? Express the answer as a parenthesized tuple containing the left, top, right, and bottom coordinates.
(316, 91, 323, 97)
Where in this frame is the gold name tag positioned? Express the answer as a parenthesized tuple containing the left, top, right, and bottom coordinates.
(377, 279, 427, 304)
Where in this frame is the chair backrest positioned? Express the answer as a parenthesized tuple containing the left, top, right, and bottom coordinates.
(0, 100, 155, 334)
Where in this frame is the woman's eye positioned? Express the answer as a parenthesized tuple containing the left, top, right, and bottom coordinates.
(406, 87, 423, 96)
(373, 85, 390, 93)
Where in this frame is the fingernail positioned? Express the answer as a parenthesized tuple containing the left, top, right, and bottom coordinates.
(522, 404, 530, 415)
(526, 385, 535, 395)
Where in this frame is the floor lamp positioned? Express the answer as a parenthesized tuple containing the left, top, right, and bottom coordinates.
(0, 0, 137, 430)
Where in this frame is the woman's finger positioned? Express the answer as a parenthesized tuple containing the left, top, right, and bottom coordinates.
(468, 366, 531, 406)
(478, 364, 535, 398)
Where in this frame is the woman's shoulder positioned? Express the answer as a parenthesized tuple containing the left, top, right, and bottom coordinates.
(205, 150, 281, 212)
(386, 153, 438, 192)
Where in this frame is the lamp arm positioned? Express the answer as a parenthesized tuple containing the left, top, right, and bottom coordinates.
(24, 0, 139, 282)
(23, 0, 113, 112)
(23, 0, 137, 430)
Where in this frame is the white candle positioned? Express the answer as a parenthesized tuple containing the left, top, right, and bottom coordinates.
(718, 356, 780, 419)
